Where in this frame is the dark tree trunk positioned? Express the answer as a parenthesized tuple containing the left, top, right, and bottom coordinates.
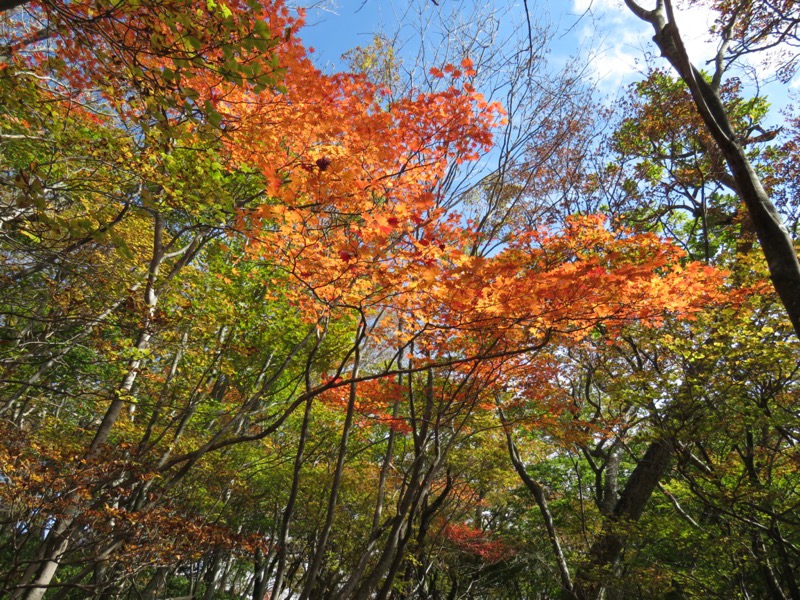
(0, 0, 28, 13)
(624, 0, 800, 340)
(574, 439, 673, 600)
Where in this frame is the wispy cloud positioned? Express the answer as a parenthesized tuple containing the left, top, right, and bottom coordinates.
(569, 0, 718, 89)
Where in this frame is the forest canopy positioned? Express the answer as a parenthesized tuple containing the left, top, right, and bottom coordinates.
(0, 0, 799, 599)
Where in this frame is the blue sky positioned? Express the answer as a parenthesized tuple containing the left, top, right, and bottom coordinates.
(294, 0, 795, 118)
(293, 0, 689, 79)
(296, 1, 402, 69)
(295, 1, 590, 75)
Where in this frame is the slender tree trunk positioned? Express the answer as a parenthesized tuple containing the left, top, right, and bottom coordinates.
(15, 533, 70, 600)
(89, 212, 166, 455)
(772, 524, 800, 600)
(337, 357, 404, 599)
(354, 465, 426, 600)
(601, 443, 623, 515)
(354, 370, 444, 600)
(252, 549, 270, 600)
(298, 321, 364, 600)
(753, 533, 789, 600)
(272, 325, 327, 599)
(501, 410, 576, 599)
(141, 567, 171, 600)
(14, 215, 207, 600)
(202, 552, 222, 600)
(271, 394, 314, 599)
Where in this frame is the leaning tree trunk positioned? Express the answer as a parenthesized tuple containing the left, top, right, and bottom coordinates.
(298, 321, 364, 600)
(14, 217, 208, 600)
(624, 0, 800, 340)
(574, 439, 673, 600)
(501, 409, 577, 599)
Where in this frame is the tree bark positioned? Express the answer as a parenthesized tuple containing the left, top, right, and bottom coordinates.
(298, 321, 364, 600)
(13, 215, 209, 599)
(88, 212, 166, 455)
(352, 369, 443, 600)
(0, 0, 28, 13)
(141, 567, 171, 600)
(501, 410, 576, 599)
(271, 325, 327, 599)
(271, 393, 314, 599)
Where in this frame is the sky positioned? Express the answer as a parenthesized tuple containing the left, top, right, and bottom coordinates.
(294, 1, 713, 81)
(571, 0, 717, 85)
(293, 0, 795, 114)
(295, 1, 591, 73)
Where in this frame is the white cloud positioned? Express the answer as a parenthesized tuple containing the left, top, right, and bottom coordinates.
(567, 0, 796, 116)
(568, 0, 719, 89)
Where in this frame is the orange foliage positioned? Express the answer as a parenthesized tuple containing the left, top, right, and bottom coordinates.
(320, 377, 412, 433)
(11, 1, 721, 350)
(9, 0, 302, 120)
(443, 522, 517, 564)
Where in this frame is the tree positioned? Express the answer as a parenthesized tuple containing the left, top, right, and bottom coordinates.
(607, 69, 781, 262)
(622, 0, 800, 339)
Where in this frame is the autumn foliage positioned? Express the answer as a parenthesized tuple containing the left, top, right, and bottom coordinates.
(1, 0, 798, 599)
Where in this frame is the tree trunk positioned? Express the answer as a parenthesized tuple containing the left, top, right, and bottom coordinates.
(359, 370, 449, 600)
(88, 212, 166, 455)
(502, 411, 576, 599)
(0, 0, 28, 13)
(13, 215, 208, 599)
(17, 533, 70, 600)
(298, 322, 364, 600)
(252, 549, 270, 600)
(574, 439, 673, 600)
(623, 0, 800, 340)
(271, 393, 314, 599)
(141, 567, 171, 600)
